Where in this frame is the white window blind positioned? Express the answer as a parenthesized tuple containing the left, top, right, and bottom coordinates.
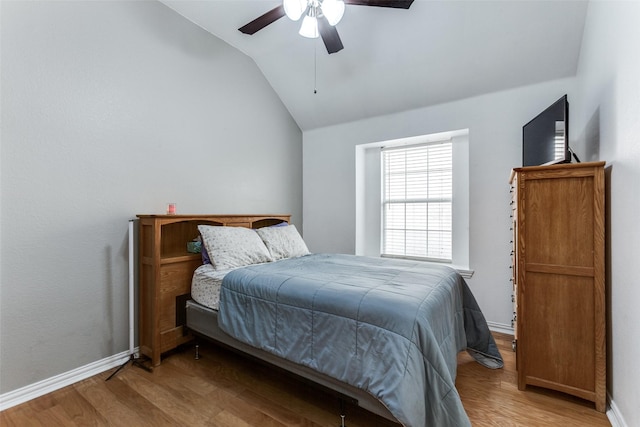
(382, 141, 453, 261)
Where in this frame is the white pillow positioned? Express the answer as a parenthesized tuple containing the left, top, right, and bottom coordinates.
(256, 224, 310, 261)
(198, 225, 273, 270)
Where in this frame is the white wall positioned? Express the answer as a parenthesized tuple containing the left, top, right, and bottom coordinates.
(571, 2, 640, 425)
(303, 78, 577, 330)
(0, 1, 302, 394)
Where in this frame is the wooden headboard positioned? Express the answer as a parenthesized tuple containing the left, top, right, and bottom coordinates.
(137, 214, 291, 366)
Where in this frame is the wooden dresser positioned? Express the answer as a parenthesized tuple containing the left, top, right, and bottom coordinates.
(509, 162, 606, 412)
(137, 214, 290, 366)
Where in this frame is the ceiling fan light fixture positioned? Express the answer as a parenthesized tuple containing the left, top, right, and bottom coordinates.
(321, 0, 345, 26)
(240, 0, 414, 54)
(283, 0, 306, 21)
(299, 14, 319, 38)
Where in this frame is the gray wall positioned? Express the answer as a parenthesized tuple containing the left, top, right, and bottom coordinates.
(572, 2, 640, 424)
(303, 78, 576, 331)
(0, 1, 302, 394)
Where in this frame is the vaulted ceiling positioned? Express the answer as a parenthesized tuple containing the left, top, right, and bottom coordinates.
(161, 0, 588, 131)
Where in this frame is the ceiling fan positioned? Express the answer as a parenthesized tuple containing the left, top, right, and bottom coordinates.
(239, 0, 415, 54)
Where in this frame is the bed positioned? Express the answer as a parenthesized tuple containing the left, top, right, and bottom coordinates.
(185, 222, 502, 427)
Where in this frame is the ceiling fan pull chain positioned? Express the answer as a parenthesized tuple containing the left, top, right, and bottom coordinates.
(314, 38, 318, 94)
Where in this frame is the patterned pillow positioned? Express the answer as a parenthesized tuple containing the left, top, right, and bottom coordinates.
(198, 225, 273, 270)
(256, 224, 310, 261)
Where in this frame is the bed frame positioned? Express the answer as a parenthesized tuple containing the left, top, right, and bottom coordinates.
(185, 300, 397, 422)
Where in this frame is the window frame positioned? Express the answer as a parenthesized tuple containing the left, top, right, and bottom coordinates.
(355, 129, 471, 277)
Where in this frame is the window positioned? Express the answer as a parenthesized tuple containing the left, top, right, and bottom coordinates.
(355, 129, 469, 276)
(382, 142, 453, 261)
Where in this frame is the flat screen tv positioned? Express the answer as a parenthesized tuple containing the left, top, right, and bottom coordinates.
(522, 95, 570, 167)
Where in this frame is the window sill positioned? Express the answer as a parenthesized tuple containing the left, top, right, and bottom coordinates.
(453, 267, 474, 279)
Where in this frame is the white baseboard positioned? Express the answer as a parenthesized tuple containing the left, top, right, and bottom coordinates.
(1, 344, 628, 425)
(487, 321, 514, 336)
(0, 349, 137, 411)
(607, 393, 629, 427)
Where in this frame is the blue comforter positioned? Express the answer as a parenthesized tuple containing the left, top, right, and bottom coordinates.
(218, 254, 502, 427)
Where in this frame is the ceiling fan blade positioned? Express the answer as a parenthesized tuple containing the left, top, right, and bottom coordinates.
(238, 5, 286, 35)
(318, 16, 344, 54)
(344, 0, 414, 9)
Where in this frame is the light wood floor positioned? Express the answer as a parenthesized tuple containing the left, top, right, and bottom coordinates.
(1, 332, 610, 426)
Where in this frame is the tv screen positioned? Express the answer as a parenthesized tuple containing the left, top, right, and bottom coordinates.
(522, 95, 569, 167)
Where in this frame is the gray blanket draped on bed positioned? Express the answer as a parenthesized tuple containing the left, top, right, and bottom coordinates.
(218, 253, 502, 427)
